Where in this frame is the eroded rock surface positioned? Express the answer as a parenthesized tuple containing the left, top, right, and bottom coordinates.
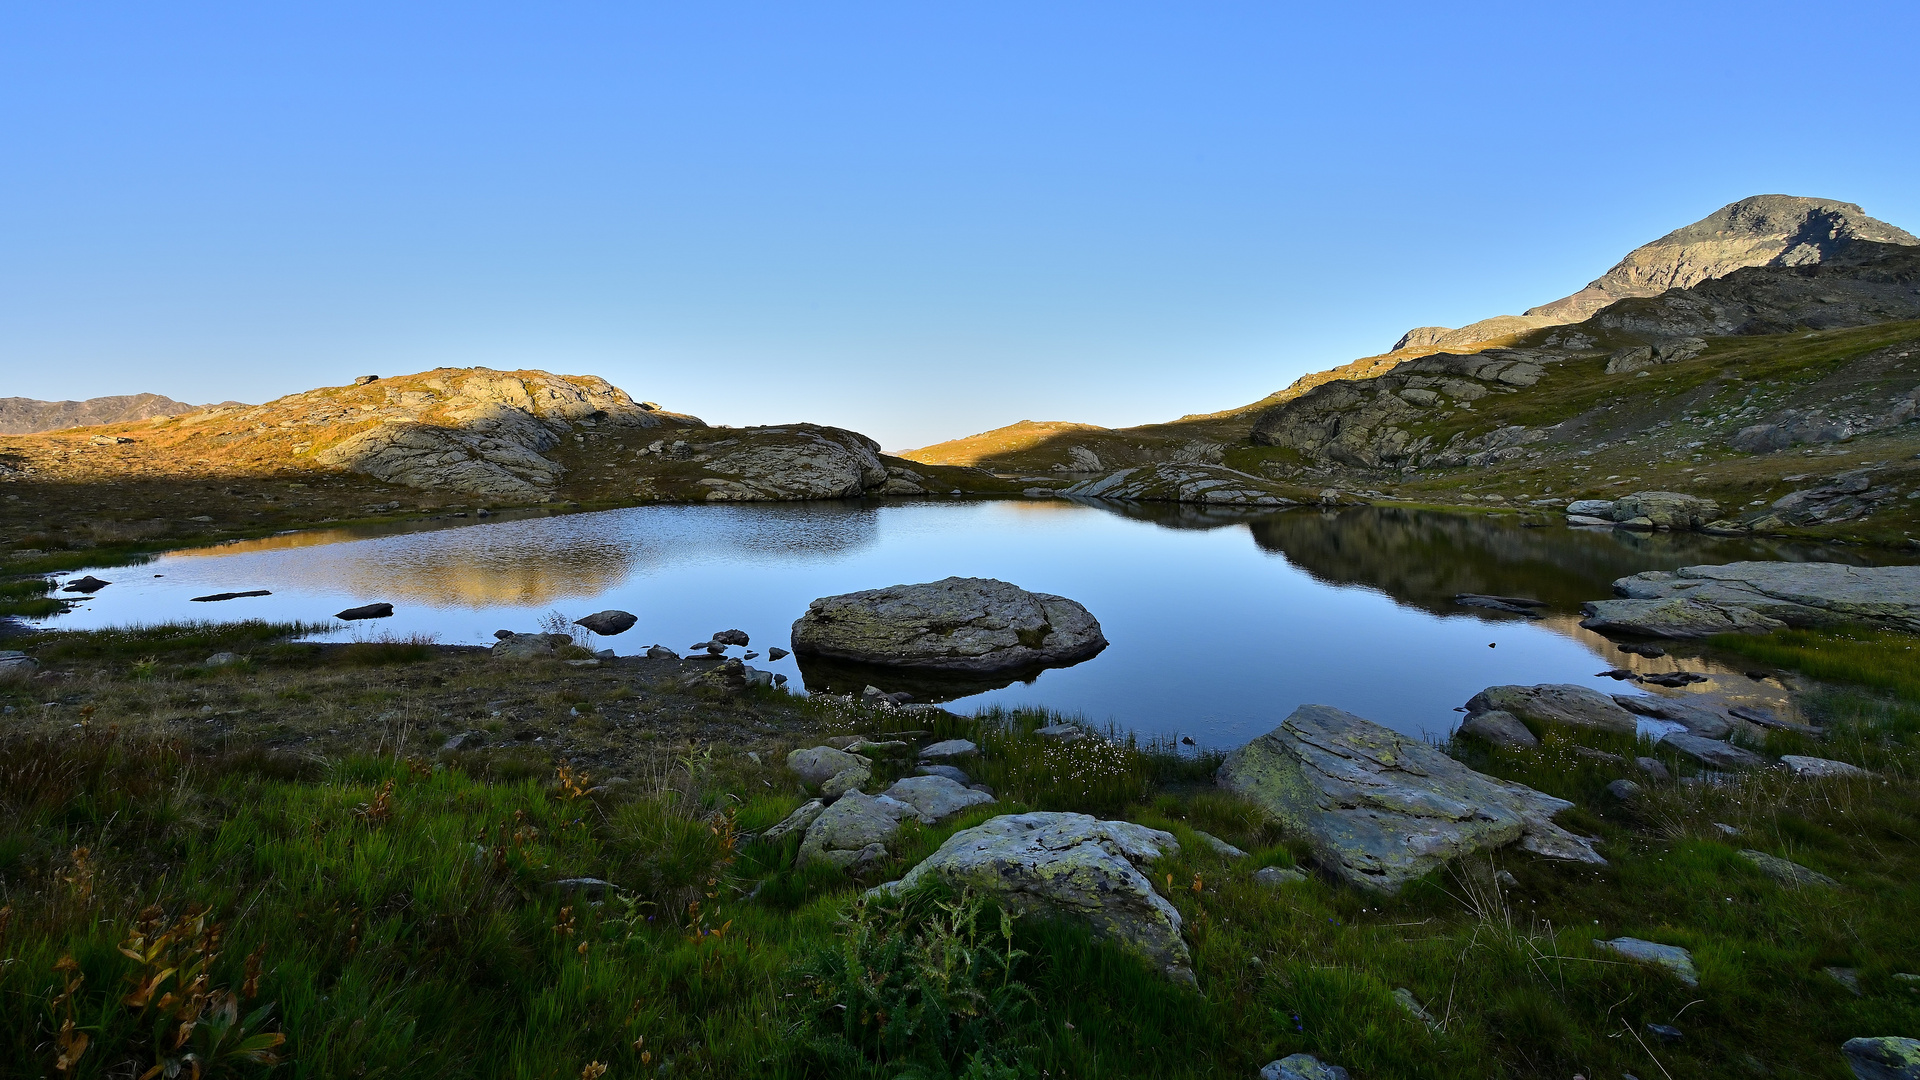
(792, 577, 1107, 673)
(688, 424, 890, 501)
(1218, 705, 1604, 892)
(1607, 562, 1920, 632)
(1580, 596, 1788, 638)
(869, 812, 1191, 981)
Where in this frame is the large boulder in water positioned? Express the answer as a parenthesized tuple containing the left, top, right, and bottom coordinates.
(1217, 705, 1605, 892)
(790, 577, 1107, 673)
(869, 812, 1191, 981)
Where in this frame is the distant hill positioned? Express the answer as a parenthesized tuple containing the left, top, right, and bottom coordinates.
(1394, 195, 1917, 352)
(902, 195, 1919, 474)
(0, 393, 211, 434)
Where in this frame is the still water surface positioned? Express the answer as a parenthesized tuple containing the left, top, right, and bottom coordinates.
(38, 500, 1899, 747)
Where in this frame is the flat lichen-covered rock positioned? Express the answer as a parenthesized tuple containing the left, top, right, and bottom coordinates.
(1608, 562, 1920, 632)
(1218, 705, 1604, 892)
(790, 577, 1107, 673)
(869, 812, 1191, 981)
(1580, 596, 1788, 638)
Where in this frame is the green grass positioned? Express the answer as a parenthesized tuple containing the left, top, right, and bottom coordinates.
(1710, 624, 1920, 703)
(2, 690, 1916, 1077)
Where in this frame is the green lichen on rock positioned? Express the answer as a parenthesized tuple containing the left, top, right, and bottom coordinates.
(1218, 705, 1604, 892)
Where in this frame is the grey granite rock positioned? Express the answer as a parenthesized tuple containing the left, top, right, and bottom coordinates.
(919, 739, 979, 761)
(869, 812, 1191, 981)
(1609, 562, 1920, 633)
(786, 746, 870, 787)
(1217, 705, 1604, 892)
(1260, 1054, 1349, 1080)
(798, 791, 917, 868)
(1613, 695, 1735, 739)
(1781, 755, 1871, 779)
(1738, 849, 1837, 888)
(1660, 732, 1769, 771)
(1457, 709, 1538, 748)
(1842, 1036, 1920, 1080)
(1252, 866, 1308, 887)
(792, 577, 1107, 673)
(1581, 596, 1787, 638)
(1466, 684, 1638, 736)
(879, 775, 996, 823)
(1594, 936, 1698, 986)
(761, 800, 825, 844)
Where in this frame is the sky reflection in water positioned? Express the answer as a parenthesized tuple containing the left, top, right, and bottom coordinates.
(39, 501, 1893, 747)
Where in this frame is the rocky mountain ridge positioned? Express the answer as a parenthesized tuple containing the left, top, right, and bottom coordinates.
(0, 393, 212, 435)
(1396, 195, 1916, 352)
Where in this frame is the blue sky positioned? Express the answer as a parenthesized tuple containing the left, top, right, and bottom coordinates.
(4, 2, 1917, 450)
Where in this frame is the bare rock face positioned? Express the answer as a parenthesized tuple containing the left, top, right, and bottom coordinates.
(1391, 195, 1917, 353)
(1607, 562, 1920, 633)
(0, 651, 38, 686)
(687, 424, 890, 501)
(791, 577, 1107, 674)
(1062, 463, 1298, 506)
(1218, 705, 1604, 893)
(868, 812, 1191, 981)
(311, 369, 681, 502)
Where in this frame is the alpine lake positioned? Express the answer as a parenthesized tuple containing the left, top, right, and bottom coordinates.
(34, 497, 1909, 748)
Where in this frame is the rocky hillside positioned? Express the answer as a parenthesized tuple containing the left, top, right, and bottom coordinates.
(0, 393, 208, 435)
(0, 368, 1012, 556)
(1396, 195, 1916, 352)
(903, 196, 1918, 483)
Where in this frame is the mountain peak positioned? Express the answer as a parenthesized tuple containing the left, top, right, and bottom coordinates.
(1394, 195, 1916, 352)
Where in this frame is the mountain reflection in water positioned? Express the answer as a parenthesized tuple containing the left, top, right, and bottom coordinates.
(40, 500, 1907, 746)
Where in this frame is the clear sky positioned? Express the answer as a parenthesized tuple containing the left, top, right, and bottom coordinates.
(4, 2, 1917, 451)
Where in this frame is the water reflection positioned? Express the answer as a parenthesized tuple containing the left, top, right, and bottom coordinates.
(39, 499, 1908, 746)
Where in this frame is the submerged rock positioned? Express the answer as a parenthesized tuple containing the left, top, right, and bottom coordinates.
(1465, 684, 1638, 736)
(791, 577, 1107, 673)
(1217, 705, 1604, 893)
(869, 811, 1191, 981)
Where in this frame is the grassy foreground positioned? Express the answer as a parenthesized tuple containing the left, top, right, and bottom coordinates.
(1, 628, 1917, 1078)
